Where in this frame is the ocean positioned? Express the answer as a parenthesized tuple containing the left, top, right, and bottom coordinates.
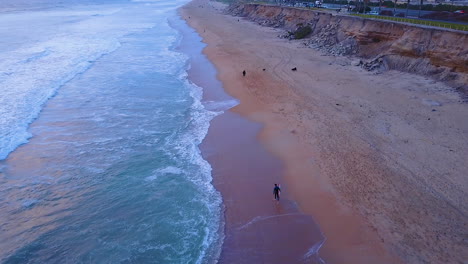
(0, 0, 228, 262)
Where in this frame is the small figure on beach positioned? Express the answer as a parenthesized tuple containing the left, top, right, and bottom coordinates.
(273, 184, 281, 201)
(242, 70, 246, 76)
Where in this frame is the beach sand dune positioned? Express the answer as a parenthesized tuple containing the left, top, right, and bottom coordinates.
(181, 1, 468, 263)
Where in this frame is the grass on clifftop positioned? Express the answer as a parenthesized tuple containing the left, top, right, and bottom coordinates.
(352, 14, 468, 31)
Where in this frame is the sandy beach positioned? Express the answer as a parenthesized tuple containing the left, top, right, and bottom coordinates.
(176, 17, 325, 263)
(180, 1, 468, 263)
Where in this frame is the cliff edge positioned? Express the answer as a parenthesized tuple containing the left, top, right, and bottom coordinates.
(228, 4, 468, 98)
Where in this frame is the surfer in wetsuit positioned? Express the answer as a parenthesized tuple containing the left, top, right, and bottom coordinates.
(273, 184, 281, 201)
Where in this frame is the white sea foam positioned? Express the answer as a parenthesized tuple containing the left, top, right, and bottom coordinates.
(21, 199, 40, 208)
(303, 238, 327, 264)
(144, 175, 159, 182)
(0, 37, 120, 159)
(0, 2, 224, 263)
(145, 166, 185, 181)
(152, 27, 225, 262)
(158, 166, 184, 175)
(203, 99, 240, 112)
(153, 22, 225, 263)
(177, 76, 225, 264)
(0, 2, 186, 160)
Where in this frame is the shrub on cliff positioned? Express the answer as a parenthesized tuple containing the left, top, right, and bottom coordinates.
(293, 26, 312, 39)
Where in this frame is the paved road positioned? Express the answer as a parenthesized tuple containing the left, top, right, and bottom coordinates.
(275, 2, 467, 24)
(322, 3, 435, 17)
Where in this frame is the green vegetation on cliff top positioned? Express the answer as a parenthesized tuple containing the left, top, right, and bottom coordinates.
(352, 14, 468, 31)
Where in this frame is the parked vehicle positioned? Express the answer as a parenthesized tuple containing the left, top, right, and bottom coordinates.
(379, 10, 394, 16)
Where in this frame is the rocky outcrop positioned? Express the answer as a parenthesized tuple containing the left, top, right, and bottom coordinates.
(227, 4, 468, 97)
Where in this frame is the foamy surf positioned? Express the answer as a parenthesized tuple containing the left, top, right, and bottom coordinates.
(0, 1, 224, 263)
(0, 0, 187, 160)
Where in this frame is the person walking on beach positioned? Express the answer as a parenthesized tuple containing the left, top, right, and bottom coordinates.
(273, 184, 281, 201)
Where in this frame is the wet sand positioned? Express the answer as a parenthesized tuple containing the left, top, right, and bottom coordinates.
(175, 18, 325, 263)
(180, 0, 468, 263)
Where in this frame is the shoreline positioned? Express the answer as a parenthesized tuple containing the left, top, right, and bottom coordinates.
(178, 1, 395, 263)
(171, 16, 227, 263)
(180, 0, 468, 263)
(175, 8, 325, 263)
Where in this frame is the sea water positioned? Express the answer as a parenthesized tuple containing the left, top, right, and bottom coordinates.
(0, 0, 226, 263)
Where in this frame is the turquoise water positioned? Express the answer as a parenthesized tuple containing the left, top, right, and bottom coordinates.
(0, 1, 226, 263)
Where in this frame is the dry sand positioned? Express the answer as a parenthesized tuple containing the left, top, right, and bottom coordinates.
(180, 1, 468, 263)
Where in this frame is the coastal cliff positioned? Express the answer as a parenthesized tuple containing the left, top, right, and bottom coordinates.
(217, 3, 468, 263)
(228, 4, 468, 97)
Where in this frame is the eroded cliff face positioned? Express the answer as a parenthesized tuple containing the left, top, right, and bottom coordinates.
(228, 4, 468, 96)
